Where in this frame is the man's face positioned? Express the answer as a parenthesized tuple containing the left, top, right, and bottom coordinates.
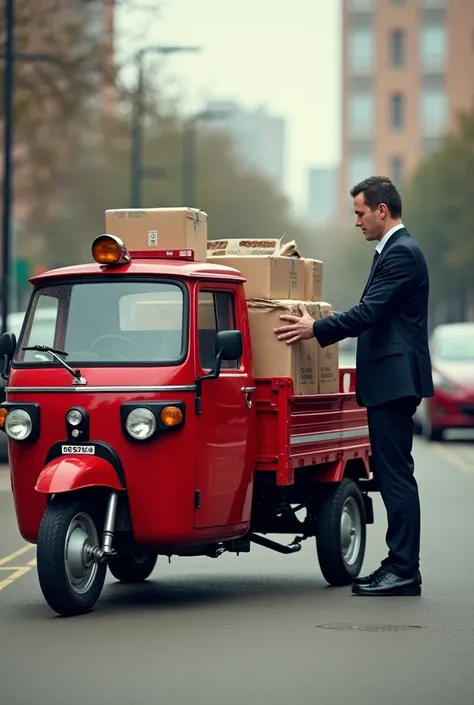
(353, 192, 384, 241)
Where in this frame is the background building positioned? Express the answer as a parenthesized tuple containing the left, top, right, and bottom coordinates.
(307, 166, 338, 225)
(205, 100, 286, 192)
(339, 0, 474, 223)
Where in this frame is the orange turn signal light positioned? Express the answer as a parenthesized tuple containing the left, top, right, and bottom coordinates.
(160, 406, 183, 427)
(92, 235, 130, 265)
(0, 408, 8, 429)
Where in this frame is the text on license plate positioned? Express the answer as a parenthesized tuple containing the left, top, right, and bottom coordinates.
(61, 445, 95, 455)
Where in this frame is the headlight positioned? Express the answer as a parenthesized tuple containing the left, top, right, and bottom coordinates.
(5, 408, 33, 441)
(125, 408, 156, 440)
(66, 409, 83, 427)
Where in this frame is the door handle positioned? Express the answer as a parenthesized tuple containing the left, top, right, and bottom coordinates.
(241, 386, 256, 409)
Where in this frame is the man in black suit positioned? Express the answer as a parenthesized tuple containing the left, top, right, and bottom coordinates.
(274, 176, 434, 597)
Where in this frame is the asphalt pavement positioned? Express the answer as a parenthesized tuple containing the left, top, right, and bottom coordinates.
(1, 434, 474, 705)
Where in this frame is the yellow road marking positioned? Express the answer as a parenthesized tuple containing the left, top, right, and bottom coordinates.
(0, 566, 31, 591)
(0, 544, 34, 566)
(432, 443, 473, 475)
(27, 557, 37, 567)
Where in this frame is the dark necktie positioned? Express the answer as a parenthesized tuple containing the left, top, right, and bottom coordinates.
(370, 250, 380, 276)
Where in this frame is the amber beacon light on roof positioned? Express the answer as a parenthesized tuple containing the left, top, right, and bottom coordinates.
(91, 234, 195, 266)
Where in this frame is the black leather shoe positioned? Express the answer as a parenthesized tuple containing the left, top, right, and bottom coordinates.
(351, 565, 386, 586)
(352, 566, 422, 587)
(351, 568, 421, 597)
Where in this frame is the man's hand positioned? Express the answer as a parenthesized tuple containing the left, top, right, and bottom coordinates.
(274, 304, 316, 345)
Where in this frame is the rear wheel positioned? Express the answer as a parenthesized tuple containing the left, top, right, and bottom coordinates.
(316, 478, 367, 586)
(108, 550, 157, 583)
(37, 496, 107, 617)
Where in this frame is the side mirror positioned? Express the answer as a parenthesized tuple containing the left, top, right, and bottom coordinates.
(0, 332, 16, 380)
(215, 330, 242, 361)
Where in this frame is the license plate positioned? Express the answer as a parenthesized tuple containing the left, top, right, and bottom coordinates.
(61, 445, 95, 455)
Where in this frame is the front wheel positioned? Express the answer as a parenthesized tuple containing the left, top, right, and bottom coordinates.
(316, 478, 367, 586)
(108, 551, 157, 583)
(37, 496, 107, 617)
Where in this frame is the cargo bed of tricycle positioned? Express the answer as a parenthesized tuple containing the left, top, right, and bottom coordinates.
(253, 367, 371, 486)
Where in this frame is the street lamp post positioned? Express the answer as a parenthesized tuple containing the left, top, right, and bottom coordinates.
(1, 0, 15, 336)
(129, 45, 200, 208)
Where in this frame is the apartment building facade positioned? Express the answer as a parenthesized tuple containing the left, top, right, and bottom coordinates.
(340, 0, 474, 222)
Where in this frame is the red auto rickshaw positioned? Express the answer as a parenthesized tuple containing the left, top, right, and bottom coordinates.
(0, 234, 373, 617)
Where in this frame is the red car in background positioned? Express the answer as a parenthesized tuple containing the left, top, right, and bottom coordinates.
(415, 322, 474, 441)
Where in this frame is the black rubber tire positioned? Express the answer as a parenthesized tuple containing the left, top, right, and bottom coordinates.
(316, 478, 367, 587)
(108, 551, 157, 583)
(37, 496, 107, 617)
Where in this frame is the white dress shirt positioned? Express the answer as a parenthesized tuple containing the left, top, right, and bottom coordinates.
(375, 223, 405, 255)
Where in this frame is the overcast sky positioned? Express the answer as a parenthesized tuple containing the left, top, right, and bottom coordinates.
(117, 0, 341, 211)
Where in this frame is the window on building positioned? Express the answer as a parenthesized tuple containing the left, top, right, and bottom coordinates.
(390, 156, 404, 184)
(420, 24, 447, 69)
(348, 28, 374, 72)
(347, 153, 374, 192)
(420, 0, 445, 7)
(349, 0, 373, 9)
(391, 29, 405, 67)
(390, 93, 404, 130)
(348, 92, 374, 136)
(420, 88, 447, 133)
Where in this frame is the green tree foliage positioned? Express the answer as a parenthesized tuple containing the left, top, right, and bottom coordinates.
(403, 110, 474, 321)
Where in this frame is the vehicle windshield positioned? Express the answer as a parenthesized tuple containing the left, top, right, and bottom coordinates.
(14, 280, 186, 366)
(436, 331, 474, 362)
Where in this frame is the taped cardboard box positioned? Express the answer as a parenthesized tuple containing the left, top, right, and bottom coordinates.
(105, 207, 208, 262)
(289, 257, 306, 300)
(313, 302, 339, 394)
(247, 299, 339, 394)
(303, 259, 323, 301)
(207, 238, 300, 258)
(247, 299, 320, 395)
(208, 255, 305, 300)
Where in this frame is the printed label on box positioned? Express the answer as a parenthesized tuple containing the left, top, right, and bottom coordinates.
(148, 230, 158, 247)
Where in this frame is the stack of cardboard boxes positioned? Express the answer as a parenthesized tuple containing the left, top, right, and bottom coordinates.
(207, 239, 338, 395)
(104, 207, 339, 395)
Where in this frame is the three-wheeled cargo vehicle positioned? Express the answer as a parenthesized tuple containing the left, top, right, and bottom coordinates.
(0, 234, 374, 617)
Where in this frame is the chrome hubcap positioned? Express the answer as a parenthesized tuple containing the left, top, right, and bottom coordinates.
(340, 497, 362, 566)
(64, 513, 100, 594)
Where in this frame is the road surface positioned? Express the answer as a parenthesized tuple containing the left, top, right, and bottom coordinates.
(1, 434, 473, 705)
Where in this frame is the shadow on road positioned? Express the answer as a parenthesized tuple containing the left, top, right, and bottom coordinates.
(96, 572, 336, 614)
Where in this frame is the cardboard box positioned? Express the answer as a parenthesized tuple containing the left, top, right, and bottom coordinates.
(105, 207, 208, 262)
(208, 255, 295, 300)
(303, 259, 323, 301)
(247, 299, 339, 395)
(207, 238, 281, 257)
(247, 299, 320, 395)
(133, 299, 183, 331)
(313, 302, 339, 394)
(207, 238, 300, 258)
(289, 257, 306, 300)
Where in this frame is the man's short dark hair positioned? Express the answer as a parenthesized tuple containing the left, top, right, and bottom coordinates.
(350, 175, 402, 218)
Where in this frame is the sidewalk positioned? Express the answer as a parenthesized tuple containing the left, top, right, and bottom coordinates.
(0, 465, 11, 492)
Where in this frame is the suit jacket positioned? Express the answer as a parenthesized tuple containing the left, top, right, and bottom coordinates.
(313, 227, 435, 408)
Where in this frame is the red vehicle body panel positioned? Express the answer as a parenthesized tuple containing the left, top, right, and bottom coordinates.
(427, 364, 474, 430)
(35, 456, 124, 494)
(254, 368, 370, 486)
